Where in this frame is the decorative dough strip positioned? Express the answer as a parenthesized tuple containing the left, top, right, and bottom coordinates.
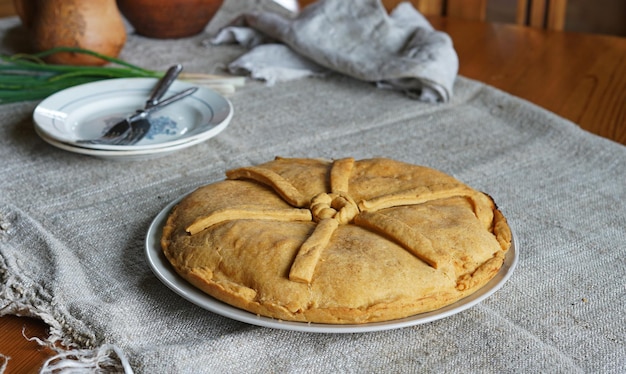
(186, 208, 312, 235)
(358, 184, 494, 227)
(358, 184, 473, 212)
(354, 211, 448, 269)
(330, 157, 354, 193)
(226, 166, 309, 207)
(289, 218, 339, 284)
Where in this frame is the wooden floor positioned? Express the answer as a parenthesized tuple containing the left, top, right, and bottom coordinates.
(0, 315, 55, 374)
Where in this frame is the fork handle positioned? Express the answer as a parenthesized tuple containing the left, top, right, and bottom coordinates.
(147, 87, 197, 112)
(130, 87, 198, 122)
(145, 64, 183, 108)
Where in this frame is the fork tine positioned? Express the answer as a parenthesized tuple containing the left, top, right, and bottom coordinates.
(77, 121, 139, 146)
(110, 129, 134, 145)
(116, 119, 151, 145)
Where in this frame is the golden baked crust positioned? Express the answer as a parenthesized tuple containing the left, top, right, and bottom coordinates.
(161, 157, 512, 324)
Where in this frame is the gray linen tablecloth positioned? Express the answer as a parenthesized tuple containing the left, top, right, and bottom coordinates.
(1, 1, 625, 373)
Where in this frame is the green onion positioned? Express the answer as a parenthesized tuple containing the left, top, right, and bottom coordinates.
(0, 46, 245, 104)
(0, 47, 162, 103)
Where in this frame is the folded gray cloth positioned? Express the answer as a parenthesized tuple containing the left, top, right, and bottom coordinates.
(211, 0, 458, 102)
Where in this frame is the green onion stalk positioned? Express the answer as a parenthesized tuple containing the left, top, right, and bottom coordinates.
(0, 46, 243, 104)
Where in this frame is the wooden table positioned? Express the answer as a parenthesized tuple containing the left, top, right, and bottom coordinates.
(429, 16, 626, 145)
(1, 15, 625, 373)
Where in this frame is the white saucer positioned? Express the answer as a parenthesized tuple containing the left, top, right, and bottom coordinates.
(145, 193, 519, 333)
(35, 127, 203, 161)
(34, 78, 232, 152)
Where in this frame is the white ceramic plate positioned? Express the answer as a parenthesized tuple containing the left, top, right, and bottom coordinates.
(146, 194, 519, 333)
(36, 126, 205, 161)
(34, 78, 232, 151)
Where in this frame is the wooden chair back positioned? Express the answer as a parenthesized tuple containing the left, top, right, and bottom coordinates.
(516, 0, 567, 30)
(352, 0, 568, 31)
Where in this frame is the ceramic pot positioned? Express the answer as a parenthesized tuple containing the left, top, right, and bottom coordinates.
(117, 0, 224, 39)
(13, 0, 127, 65)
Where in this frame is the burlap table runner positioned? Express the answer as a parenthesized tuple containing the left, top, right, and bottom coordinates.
(1, 1, 624, 372)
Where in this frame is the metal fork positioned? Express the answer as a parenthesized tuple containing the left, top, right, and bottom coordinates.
(108, 65, 182, 139)
(86, 86, 198, 146)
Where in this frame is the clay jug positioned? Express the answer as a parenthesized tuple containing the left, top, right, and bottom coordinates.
(13, 0, 127, 66)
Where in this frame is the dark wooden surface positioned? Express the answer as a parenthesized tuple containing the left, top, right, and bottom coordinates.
(430, 16, 626, 144)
